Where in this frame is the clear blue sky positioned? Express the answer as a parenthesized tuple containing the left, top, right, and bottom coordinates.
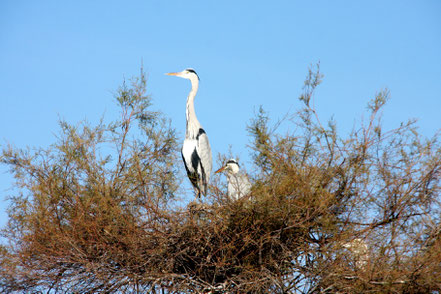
(1, 1, 440, 228)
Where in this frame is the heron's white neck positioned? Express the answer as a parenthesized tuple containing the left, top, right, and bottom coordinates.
(186, 77, 201, 139)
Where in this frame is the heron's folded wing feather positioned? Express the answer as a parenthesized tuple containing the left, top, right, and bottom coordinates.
(196, 132, 212, 182)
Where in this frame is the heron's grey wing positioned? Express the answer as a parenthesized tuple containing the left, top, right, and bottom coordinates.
(196, 130, 212, 183)
(228, 173, 251, 200)
(239, 173, 252, 195)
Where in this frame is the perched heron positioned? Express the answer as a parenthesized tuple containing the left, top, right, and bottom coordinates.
(215, 159, 251, 200)
(166, 68, 212, 198)
(342, 238, 369, 268)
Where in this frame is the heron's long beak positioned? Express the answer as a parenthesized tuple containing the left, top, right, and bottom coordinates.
(215, 166, 226, 174)
(165, 72, 179, 76)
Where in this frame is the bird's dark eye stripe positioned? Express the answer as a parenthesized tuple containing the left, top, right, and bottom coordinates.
(185, 69, 200, 80)
(226, 159, 239, 167)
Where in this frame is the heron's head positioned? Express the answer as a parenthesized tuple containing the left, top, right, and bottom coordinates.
(215, 159, 240, 175)
(166, 68, 200, 81)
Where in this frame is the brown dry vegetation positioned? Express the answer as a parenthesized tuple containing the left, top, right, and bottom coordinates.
(1, 66, 440, 293)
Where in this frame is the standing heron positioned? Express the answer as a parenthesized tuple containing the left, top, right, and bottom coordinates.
(342, 238, 369, 269)
(166, 68, 212, 198)
(215, 159, 251, 200)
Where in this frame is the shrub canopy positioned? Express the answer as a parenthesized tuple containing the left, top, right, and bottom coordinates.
(1, 66, 440, 293)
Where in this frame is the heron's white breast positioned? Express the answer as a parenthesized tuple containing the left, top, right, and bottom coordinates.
(182, 139, 198, 173)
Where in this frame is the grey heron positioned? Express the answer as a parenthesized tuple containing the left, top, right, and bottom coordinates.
(342, 238, 369, 268)
(215, 159, 251, 200)
(166, 68, 212, 198)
